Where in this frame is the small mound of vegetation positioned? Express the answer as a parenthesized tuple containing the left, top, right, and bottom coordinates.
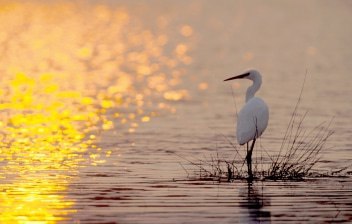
(180, 111, 334, 181)
(265, 84, 334, 180)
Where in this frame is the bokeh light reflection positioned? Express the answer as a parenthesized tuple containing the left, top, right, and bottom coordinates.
(0, 1, 193, 223)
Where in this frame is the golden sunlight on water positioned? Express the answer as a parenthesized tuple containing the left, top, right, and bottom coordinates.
(0, 1, 192, 222)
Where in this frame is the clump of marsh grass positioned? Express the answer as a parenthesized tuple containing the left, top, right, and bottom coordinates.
(181, 75, 335, 181)
(265, 75, 334, 180)
(177, 152, 242, 182)
(265, 101, 334, 180)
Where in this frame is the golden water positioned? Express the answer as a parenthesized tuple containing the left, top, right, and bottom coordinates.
(0, 1, 191, 222)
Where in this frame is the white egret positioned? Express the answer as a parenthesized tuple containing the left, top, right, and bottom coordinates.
(224, 69, 269, 179)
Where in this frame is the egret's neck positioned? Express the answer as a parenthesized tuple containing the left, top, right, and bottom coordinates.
(245, 75, 262, 102)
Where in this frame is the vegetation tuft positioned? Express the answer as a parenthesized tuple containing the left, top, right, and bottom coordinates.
(265, 76, 334, 180)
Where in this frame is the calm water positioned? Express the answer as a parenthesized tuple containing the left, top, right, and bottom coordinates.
(0, 0, 351, 223)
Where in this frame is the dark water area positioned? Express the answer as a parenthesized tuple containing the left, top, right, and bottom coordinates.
(0, 0, 351, 223)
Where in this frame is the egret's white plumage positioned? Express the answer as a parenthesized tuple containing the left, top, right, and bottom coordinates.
(224, 69, 269, 178)
(237, 96, 269, 145)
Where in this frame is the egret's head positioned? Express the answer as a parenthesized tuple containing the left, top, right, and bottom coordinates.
(223, 69, 261, 82)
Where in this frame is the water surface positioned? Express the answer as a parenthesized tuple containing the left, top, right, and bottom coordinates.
(0, 0, 351, 223)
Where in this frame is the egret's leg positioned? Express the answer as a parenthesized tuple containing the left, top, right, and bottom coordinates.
(246, 142, 249, 174)
(246, 142, 252, 178)
(246, 142, 250, 177)
(247, 138, 256, 179)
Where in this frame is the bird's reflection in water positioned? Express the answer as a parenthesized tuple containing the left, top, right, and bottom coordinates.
(239, 182, 271, 224)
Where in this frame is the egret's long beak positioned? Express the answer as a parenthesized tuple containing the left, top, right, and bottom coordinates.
(223, 72, 250, 81)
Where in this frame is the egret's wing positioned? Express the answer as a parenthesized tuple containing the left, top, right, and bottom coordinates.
(236, 97, 269, 145)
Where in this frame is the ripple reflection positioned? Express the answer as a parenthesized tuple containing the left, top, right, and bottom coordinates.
(239, 182, 271, 223)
